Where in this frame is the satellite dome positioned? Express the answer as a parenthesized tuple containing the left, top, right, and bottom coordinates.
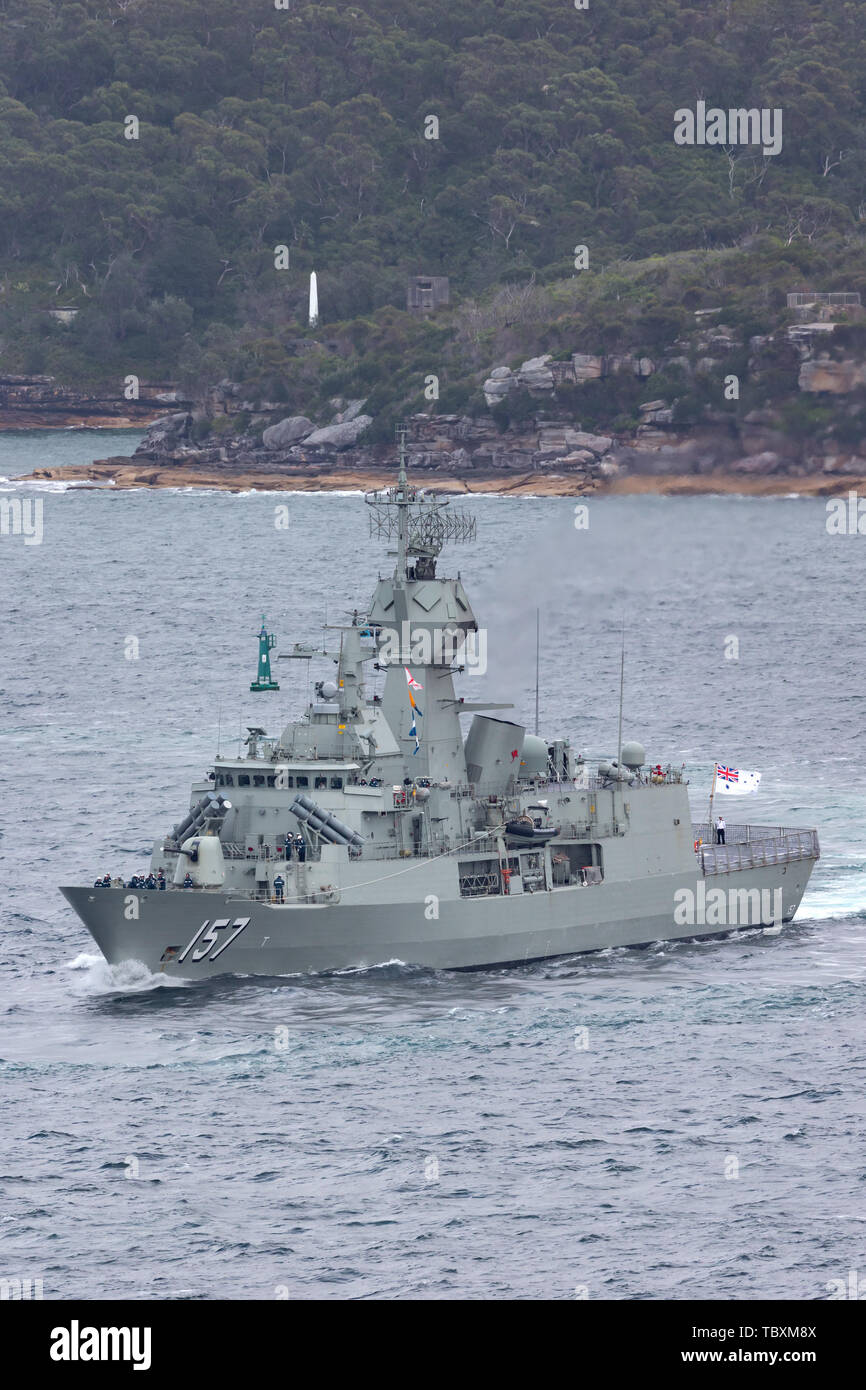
(621, 741, 646, 770)
(320, 680, 338, 700)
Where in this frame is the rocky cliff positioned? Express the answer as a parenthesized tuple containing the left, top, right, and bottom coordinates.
(0, 375, 189, 428)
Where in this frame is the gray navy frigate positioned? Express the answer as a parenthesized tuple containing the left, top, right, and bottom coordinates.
(61, 439, 820, 977)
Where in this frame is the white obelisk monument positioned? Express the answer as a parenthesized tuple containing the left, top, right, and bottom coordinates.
(308, 271, 318, 327)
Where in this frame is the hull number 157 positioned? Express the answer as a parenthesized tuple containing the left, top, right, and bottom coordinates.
(177, 917, 251, 964)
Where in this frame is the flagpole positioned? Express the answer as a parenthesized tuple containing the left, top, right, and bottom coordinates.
(534, 608, 540, 737)
(616, 616, 625, 770)
(706, 762, 717, 844)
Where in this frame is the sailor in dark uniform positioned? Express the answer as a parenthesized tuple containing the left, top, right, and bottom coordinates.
(157, 869, 166, 890)
(295, 834, 306, 863)
(182, 873, 194, 888)
(274, 873, 285, 903)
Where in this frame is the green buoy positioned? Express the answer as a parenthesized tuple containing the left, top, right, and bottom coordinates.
(251, 616, 279, 691)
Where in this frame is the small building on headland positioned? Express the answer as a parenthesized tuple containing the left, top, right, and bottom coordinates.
(407, 276, 450, 314)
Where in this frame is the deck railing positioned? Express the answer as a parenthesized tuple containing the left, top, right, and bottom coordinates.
(693, 824, 819, 876)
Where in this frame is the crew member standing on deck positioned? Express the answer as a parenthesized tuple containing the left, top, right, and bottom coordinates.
(716, 815, 726, 845)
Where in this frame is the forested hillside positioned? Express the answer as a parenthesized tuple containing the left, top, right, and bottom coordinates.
(1, 0, 865, 434)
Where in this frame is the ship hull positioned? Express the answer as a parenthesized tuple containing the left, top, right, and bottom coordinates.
(61, 857, 816, 978)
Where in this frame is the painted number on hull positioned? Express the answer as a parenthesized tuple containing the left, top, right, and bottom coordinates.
(177, 917, 251, 964)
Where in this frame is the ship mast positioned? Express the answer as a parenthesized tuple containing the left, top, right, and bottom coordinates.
(363, 425, 481, 784)
(364, 423, 477, 581)
(395, 423, 410, 582)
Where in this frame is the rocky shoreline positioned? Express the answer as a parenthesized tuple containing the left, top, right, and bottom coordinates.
(12, 310, 866, 499)
(23, 455, 863, 498)
(18, 393, 866, 498)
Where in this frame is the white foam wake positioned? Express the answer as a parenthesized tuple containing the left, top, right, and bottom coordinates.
(800, 876, 866, 921)
(65, 952, 189, 993)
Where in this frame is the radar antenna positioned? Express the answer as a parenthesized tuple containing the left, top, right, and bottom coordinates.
(365, 424, 477, 580)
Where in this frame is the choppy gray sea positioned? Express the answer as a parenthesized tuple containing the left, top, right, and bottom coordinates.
(1, 431, 864, 1300)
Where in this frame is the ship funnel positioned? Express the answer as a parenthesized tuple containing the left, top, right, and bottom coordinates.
(519, 733, 548, 779)
(464, 715, 525, 795)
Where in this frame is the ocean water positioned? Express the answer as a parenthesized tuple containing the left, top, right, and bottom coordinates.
(1, 434, 864, 1300)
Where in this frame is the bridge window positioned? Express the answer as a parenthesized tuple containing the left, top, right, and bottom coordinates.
(238, 774, 250, 787)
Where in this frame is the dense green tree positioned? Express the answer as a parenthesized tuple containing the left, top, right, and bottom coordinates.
(0, 0, 865, 413)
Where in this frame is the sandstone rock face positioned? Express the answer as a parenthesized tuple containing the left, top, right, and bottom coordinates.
(329, 398, 367, 425)
(149, 411, 190, 437)
(482, 366, 515, 406)
(262, 416, 314, 449)
(303, 416, 373, 449)
(558, 449, 596, 468)
(572, 352, 604, 381)
(821, 455, 866, 474)
(0, 374, 186, 426)
(799, 358, 866, 393)
(517, 355, 555, 391)
(565, 430, 612, 455)
(535, 427, 611, 456)
(730, 451, 781, 474)
(607, 354, 654, 378)
(639, 400, 674, 425)
(134, 412, 191, 455)
(635, 426, 679, 447)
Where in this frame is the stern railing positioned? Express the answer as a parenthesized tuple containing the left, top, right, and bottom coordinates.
(694, 824, 819, 875)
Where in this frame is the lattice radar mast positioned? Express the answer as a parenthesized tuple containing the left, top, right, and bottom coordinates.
(364, 425, 477, 580)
